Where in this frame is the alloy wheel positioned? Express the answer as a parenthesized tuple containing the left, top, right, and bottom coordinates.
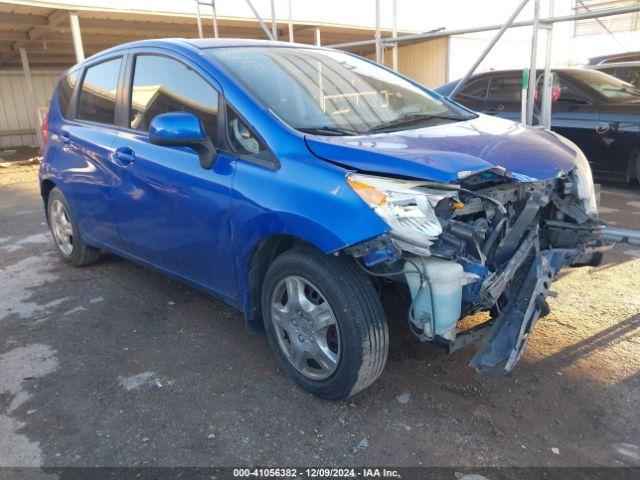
(49, 198, 74, 256)
(270, 275, 341, 380)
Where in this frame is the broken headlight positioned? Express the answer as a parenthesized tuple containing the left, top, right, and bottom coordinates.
(346, 173, 456, 251)
(550, 132, 598, 216)
(571, 149, 598, 217)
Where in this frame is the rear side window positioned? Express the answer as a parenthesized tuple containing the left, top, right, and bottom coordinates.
(616, 66, 640, 88)
(78, 57, 122, 125)
(487, 75, 522, 102)
(57, 70, 79, 118)
(129, 55, 219, 143)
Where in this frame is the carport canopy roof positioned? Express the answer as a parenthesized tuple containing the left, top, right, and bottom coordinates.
(0, 0, 406, 69)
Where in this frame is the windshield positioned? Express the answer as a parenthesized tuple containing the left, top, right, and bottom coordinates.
(207, 47, 474, 134)
(569, 69, 640, 102)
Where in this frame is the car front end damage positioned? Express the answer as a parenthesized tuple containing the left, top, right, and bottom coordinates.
(344, 161, 613, 375)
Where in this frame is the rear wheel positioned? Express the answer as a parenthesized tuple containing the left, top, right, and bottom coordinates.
(47, 187, 100, 266)
(261, 248, 388, 400)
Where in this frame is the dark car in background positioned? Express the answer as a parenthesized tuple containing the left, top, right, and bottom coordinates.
(588, 51, 640, 88)
(436, 69, 640, 183)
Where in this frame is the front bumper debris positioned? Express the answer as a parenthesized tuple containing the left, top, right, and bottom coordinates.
(348, 171, 619, 375)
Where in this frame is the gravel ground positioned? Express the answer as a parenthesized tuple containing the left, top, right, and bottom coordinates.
(1, 158, 639, 469)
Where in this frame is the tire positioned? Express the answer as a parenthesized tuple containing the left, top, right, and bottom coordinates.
(261, 248, 388, 400)
(47, 187, 101, 266)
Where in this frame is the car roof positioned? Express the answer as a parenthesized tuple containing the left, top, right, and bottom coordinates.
(589, 61, 640, 69)
(78, 38, 318, 64)
(588, 51, 640, 65)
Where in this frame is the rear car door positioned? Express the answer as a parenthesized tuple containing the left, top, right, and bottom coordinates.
(51, 55, 127, 250)
(111, 51, 237, 297)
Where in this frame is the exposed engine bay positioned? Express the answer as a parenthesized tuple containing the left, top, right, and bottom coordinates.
(345, 168, 613, 375)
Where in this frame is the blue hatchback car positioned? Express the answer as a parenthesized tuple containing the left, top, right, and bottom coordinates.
(40, 39, 610, 399)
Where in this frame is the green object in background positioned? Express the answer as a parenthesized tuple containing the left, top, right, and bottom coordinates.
(522, 68, 529, 90)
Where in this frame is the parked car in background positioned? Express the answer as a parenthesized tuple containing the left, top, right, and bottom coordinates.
(436, 68, 640, 183)
(588, 50, 640, 88)
(41, 39, 610, 400)
(589, 62, 640, 89)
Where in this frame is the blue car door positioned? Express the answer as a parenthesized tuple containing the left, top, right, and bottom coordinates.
(54, 55, 127, 250)
(111, 52, 237, 298)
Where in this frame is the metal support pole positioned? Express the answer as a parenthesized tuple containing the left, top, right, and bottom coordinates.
(69, 11, 85, 63)
(391, 0, 398, 71)
(271, 0, 278, 40)
(245, 0, 275, 40)
(211, 1, 219, 38)
(450, 0, 530, 98)
(288, 0, 294, 42)
(526, 0, 540, 126)
(540, 0, 555, 130)
(330, 4, 640, 50)
(19, 48, 43, 148)
(315, 28, 321, 46)
(196, 1, 204, 38)
(375, 0, 382, 64)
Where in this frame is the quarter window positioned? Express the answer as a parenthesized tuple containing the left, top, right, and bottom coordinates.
(57, 70, 79, 118)
(226, 106, 267, 156)
(78, 58, 122, 125)
(130, 55, 219, 143)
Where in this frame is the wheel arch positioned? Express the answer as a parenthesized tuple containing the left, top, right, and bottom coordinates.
(243, 234, 321, 332)
(40, 179, 57, 221)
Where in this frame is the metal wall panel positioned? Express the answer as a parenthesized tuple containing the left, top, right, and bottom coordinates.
(0, 69, 61, 149)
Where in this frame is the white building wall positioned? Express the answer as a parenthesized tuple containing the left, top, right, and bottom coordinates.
(0, 70, 61, 149)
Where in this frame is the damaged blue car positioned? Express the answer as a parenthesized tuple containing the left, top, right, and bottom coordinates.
(40, 39, 611, 399)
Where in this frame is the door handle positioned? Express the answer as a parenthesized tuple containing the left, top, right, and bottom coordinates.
(482, 108, 499, 115)
(113, 147, 136, 165)
(60, 131, 72, 146)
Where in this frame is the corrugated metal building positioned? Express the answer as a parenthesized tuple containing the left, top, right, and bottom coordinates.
(0, 69, 59, 148)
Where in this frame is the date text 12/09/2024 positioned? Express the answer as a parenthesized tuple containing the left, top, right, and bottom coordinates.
(233, 468, 401, 478)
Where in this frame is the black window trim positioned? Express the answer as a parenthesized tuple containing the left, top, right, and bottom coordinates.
(73, 54, 127, 129)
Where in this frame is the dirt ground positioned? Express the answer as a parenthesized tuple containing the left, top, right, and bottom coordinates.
(1, 152, 639, 469)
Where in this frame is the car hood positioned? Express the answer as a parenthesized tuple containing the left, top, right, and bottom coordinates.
(304, 114, 578, 183)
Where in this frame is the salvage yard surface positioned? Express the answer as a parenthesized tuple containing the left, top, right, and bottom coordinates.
(1, 158, 639, 468)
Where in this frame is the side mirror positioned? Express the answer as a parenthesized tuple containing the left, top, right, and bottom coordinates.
(149, 112, 217, 170)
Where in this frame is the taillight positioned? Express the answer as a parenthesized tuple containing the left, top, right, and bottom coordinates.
(41, 115, 48, 143)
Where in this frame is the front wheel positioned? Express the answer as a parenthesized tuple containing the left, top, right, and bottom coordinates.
(261, 248, 388, 400)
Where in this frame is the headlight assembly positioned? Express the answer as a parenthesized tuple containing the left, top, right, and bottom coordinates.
(346, 173, 457, 253)
(571, 148, 598, 217)
(549, 132, 598, 217)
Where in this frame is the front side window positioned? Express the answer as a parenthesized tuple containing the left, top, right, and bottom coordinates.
(78, 58, 122, 124)
(130, 55, 219, 143)
(57, 70, 79, 118)
(208, 47, 473, 134)
(459, 77, 490, 100)
(487, 75, 522, 102)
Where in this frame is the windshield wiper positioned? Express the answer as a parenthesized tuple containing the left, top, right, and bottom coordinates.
(296, 126, 360, 136)
(366, 113, 475, 133)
